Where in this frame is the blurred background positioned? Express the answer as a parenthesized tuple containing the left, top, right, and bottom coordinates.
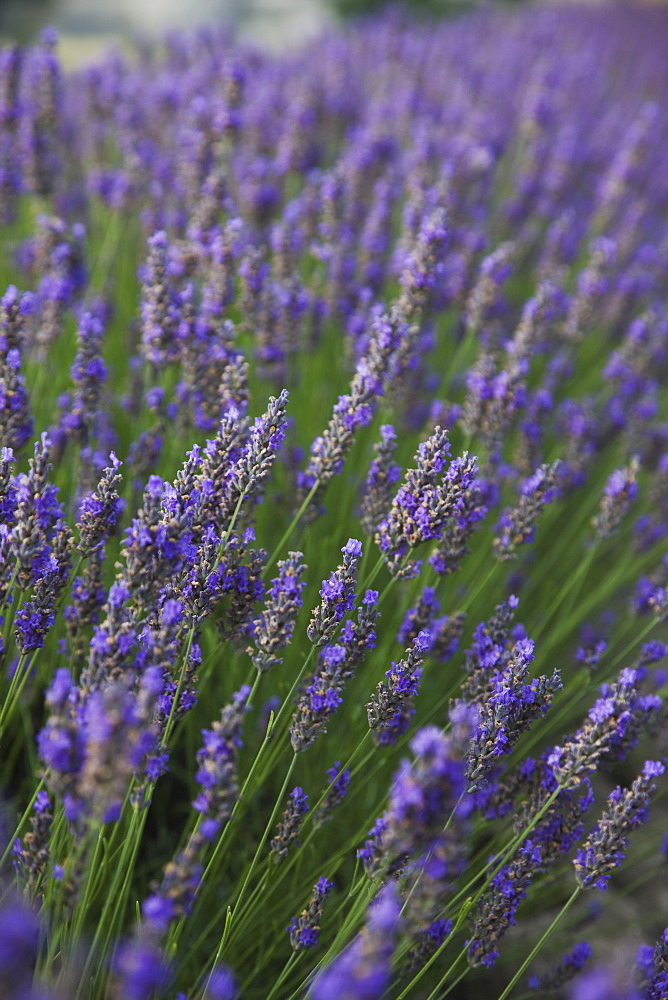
(1, 0, 495, 62)
(1, 0, 664, 66)
(0, 0, 333, 61)
(1, 0, 333, 56)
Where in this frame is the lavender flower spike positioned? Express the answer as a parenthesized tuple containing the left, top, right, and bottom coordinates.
(376, 426, 479, 579)
(467, 839, 545, 967)
(592, 457, 640, 540)
(306, 538, 362, 646)
(270, 786, 309, 863)
(528, 942, 592, 992)
(574, 760, 665, 891)
(366, 630, 430, 745)
(292, 584, 378, 753)
(192, 685, 251, 837)
(493, 461, 562, 560)
(288, 877, 334, 951)
(310, 883, 401, 1000)
(76, 452, 123, 555)
(247, 551, 306, 672)
(313, 761, 351, 828)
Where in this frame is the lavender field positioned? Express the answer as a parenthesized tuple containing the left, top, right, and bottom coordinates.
(1, 4, 668, 998)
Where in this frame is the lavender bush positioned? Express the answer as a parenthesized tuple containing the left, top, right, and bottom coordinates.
(1, 5, 668, 998)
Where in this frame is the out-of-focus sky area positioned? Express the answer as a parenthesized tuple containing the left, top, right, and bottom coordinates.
(0, 0, 333, 63)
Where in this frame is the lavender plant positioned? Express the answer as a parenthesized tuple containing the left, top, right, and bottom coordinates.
(1, 5, 668, 999)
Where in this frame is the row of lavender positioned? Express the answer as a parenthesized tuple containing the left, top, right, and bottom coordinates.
(2, 3, 668, 998)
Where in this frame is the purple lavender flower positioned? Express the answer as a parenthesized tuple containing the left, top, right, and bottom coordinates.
(192, 685, 251, 835)
(528, 941, 592, 992)
(548, 668, 662, 789)
(57, 309, 108, 457)
(463, 241, 516, 343)
(0, 893, 49, 999)
(248, 551, 306, 672)
(366, 631, 430, 745)
(76, 669, 163, 823)
(313, 761, 351, 828)
(12, 790, 52, 896)
(15, 524, 72, 652)
(376, 426, 479, 578)
(76, 452, 123, 554)
(6, 433, 65, 589)
(142, 830, 204, 933)
(270, 786, 309, 863)
(295, 308, 402, 518)
(563, 236, 617, 341)
(139, 230, 183, 368)
(636, 927, 668, 1000)
(574, 760, 665, 890)
(15, 31, 62, 198)
(467, 839, 545, 967)
(575, 639, 608, 672)
(363, 723, 473, 959)
(464, 636, 562, 791)
(310, 884, 401, 1000)
(359, 424, 401, 536)
(567, 965, 643, 1000)
(592, 458, 640, 539)
(293, 586, 379, 752)
(493, 461, 562, 560)
(288, 877, 334, 951)
(202, 965, 237, 1000)
(397, 586, 466, 662)
(218, 389, 289, 528)
(460, 349, 528, 459)
(120, 470, 197, 614)
(112, 939, 171, 1000)
(396, 205, 449, 320)
(428, 478, 487, 576)
(0, 290, 33, 450)
(460, 595, 524, 701)
(306, 539, 362, 646)
(0, 444, 16, 524)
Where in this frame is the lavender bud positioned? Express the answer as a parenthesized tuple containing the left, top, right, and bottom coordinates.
(366, 631, 430, 746)
(192, 685, 251, 833)
(76, 453, 123, 555)
(287, 877, 334, 951)
(306, 539, 362, 646)
(248, 551, 306, 672)
(574, 760, 664, 890)
(548, 667, 662, 789)
(376, 426, 480, 579)
(467, 839, 545, 967)
(313, 762, 351, 828)
(493, 461, 562, 560)
(465, 637, 562, 792)
(310, 884, 401, 1000)
(295, 309, 402, 519)
(270, 786, 309, 863)
(592, 457, 640, 540)
(528, 942, 592, 992)
(111, 939, 171, 1000)
(359, 424, 401, 536)
(12, 790, 53, 897)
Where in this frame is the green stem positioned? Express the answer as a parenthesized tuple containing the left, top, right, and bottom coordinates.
(265, 951, 300, 1000)
(264, 480, 320, 577)
(495, 887, 581, 1000)
(206, 756, 297, 969)
(0, 650, 38, 741)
